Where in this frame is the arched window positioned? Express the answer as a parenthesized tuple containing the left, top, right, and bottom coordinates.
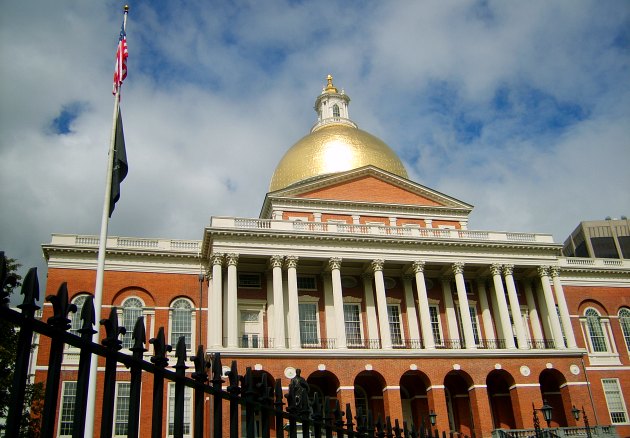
(354, 385, 368, 419)
(332, 104, 340, 118)
(69, 295, 90, 337)
(170, 298, 193, 350)
(585, 308, 607, 352)
(619, 308, 630, 351)
(122, 297, 144, 349)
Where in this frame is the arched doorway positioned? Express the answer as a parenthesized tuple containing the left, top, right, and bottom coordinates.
(400, 370, 431, 429)
(539, 369, 568, 427)
(354, 370, 387, 421)
(307, 370, 340, 413)
(444, 371, 474, 436)
(486, 370, 517, 429)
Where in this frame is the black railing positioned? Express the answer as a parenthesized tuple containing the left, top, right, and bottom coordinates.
(0, 258, 463, 438)
(347, 338, 382, 349)
(393, 338, 424, 349)
(436, 338, 463, 349)
(528, 338, 556, 349)
(301, 338, 336, 349)
(478, 339, 507, 349)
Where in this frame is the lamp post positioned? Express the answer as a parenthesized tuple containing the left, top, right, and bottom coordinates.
(428, 410, 437, 427)
(572, 405, 592, 438)
(533, 401, 553, 437)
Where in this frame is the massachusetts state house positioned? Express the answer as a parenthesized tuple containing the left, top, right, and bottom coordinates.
(37, 76, 630, 437)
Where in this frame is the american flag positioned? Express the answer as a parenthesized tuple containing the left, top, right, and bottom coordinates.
(113, 23, 128, 95)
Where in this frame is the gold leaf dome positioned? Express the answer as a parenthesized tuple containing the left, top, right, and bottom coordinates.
(269, 76, 408, 192)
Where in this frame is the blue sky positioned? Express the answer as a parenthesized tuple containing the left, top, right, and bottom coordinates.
(1, 1, 629, 296)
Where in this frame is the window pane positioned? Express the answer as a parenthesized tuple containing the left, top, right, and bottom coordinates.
(602, 379, 628, 424)
(344, 304, 362, 345)
(429, 306, 442, 344)
(122, 298, 143, 349)
(115, 382, 131, 435)
(299, 303, 318, 345)
(388, 305, 403, 346)
(171, 299, 192, 349)
(59, 382, 77, 436)
(586, 309, 607, 352)
(70, 296, 89, 337)
(168, 383, 192, 436)
(620, 308, 630, 351)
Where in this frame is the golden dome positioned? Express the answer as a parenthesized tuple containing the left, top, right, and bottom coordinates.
(269, 123, 409, 192)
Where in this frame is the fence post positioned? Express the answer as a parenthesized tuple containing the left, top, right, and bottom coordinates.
(150, 327, 172, 438)
(72, 295, 96, 438)
(174, 337, 188, 438)
(100, 307, 124, 438)
(4, 267, 40, 436)
(227, 360, 240, 438)
(211, 352, 224, 438)
(257, 372, 272, 438)
(311, 392, 323, 438)
(41, 282, 76, 438)
(191, 345, 209, 438)
(345, 403, 354, 438)
(128, 316, 147, 437)
(333, 399, 345, 438)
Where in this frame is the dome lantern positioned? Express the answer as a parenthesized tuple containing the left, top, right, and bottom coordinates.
(269, 76, 408, 192)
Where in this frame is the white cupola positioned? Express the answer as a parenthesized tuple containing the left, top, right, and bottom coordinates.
(311, 75, 357, 132)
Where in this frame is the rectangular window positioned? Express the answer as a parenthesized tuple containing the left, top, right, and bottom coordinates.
(238, 273, 261, 289)
(429, 306, 443, 345)
(168, 383, 192, 437)
(59, 381, 77, 437)
(344, 303, 363, 346)
(455, 306, 481, 346)
(297, 275, 317, 290)
(114, 382, 131, 436)
(299, 303, 319, 346)
(602, 378, 628, 424)
(388, 304, 404, 346)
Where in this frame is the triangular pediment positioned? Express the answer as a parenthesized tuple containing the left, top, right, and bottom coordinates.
(260, 166, 473, 218)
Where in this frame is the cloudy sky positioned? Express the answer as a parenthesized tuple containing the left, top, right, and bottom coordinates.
(1, 1, 629, 295)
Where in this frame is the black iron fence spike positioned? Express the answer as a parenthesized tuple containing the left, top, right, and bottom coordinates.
(46, 282, 76, 329)
(17, 267, 40, 314)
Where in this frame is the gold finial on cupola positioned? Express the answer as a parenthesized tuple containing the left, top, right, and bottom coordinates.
(324, 74, 338, 93)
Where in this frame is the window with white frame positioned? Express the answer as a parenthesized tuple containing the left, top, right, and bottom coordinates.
(455, 304, 481, 346)
(299, 302, 319, 346)
(170, 298, 193, 350)
(585, 308, 608, 352)
(167, 383, 192, 437)
(69, 295, 89, 338)
(387, 304, 404, 346)
(238, 273, 262, 289)
(58, 381, 77, 437)
(121, 297, 144, 349)
(602, 378, 628, 424)
(343, 303, 363, 346)
(297, 275, 317, 291)
(114, 382, 131, 436)
(354, 385, 369, 419)
(332, 104, 340, 117)
(619, 308, 630, 351)
(239, 304, 264, 348)
(429, 305, 443, 345)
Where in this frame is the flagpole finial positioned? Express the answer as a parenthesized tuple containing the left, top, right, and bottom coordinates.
(124, 5, 129, 13)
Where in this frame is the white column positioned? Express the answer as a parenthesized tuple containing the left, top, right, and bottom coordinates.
(322, 273, 336, 341)
(402, 275, 421, 344)
(490, 263, 516, 349)
(286, 256, 301, 349)
(372, 259, 392, 349)
(361, 273, 379, 341)
(440, 277, 460, 345)
(477, 279, 496, 343)
(535, 281, 552, 343)
(270, 255, 286, 349)
(210, 254, 223, 348)
(206, 268, 214, 349)
(226, 253, 239, 348)
(413, 261, 435, 349)
(266, 272, 275, 344)
(538, 266, 566, 349)
(523, 279, 544, 344)
(453, 262, 476, 349)
(329, 258, 347, 349)
(503, 264, 528, 350)
(550, 267, 578, 349)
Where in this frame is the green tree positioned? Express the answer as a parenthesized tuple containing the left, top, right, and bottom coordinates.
(0, 255, 44, 437)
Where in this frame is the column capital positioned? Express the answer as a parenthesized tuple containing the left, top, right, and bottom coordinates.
(371, 259, 384, 272)
(452, 262, 465, 275)
(537, 265, 550, 277)
(549, 266, 561, 277)
(226, 253, 239, 266)
(285, 255, 299, 269)
(489, 263, 502, 276)
(412, 260, 425, 274)
(328, 257, 342, 271)
(502, 264, 514, 276)
(211, 253, 224, 266)
(269, 255, 284, 269)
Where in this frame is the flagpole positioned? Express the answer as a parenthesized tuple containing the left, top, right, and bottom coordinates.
(85, 6, 128, 436)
